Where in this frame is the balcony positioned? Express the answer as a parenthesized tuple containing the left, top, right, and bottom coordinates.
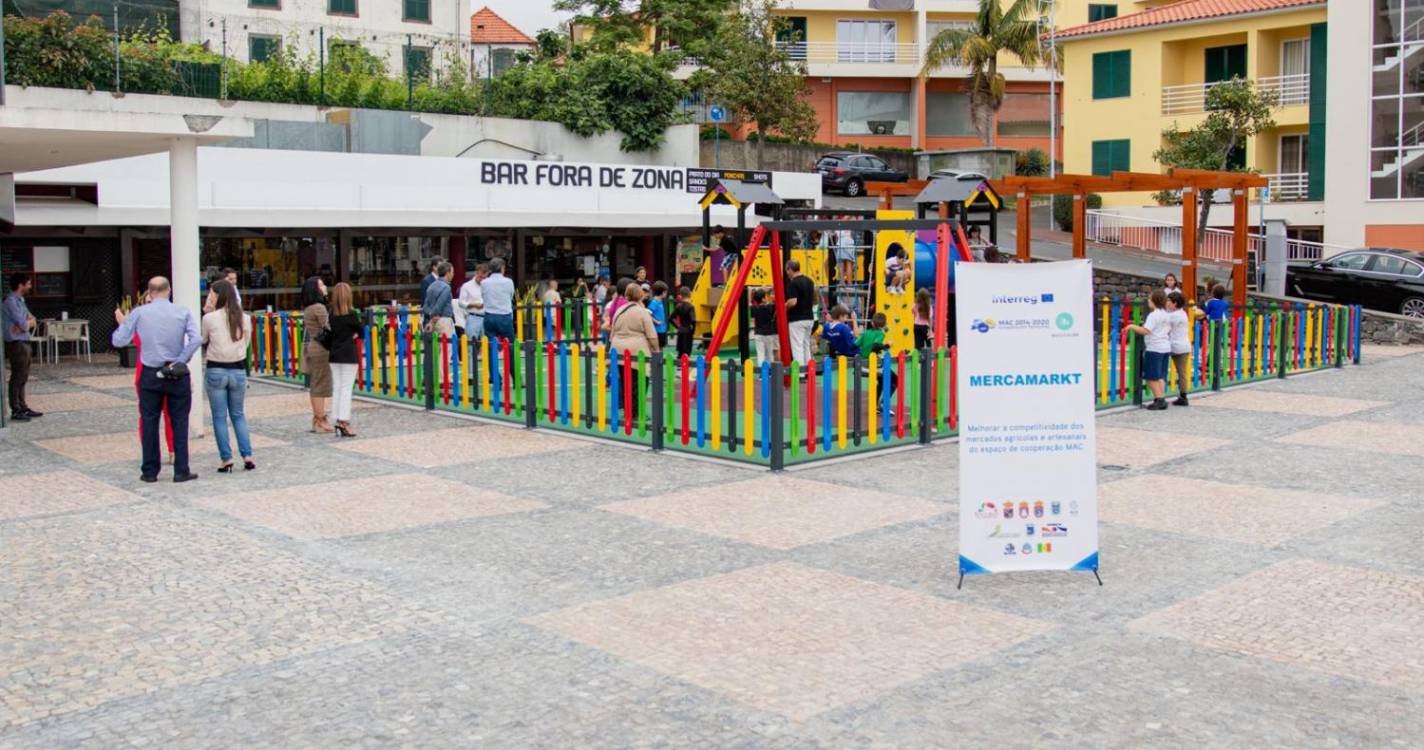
(1261, 172, 1309, 202)
(776, 41, 922, 66)
(1161, 74, 1309, 116)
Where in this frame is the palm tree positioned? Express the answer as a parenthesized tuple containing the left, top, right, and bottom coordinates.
(920, 0, 1044, 147)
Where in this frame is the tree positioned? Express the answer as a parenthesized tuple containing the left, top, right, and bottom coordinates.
(920, 0, 1043, 147)
(694, 0, 817, 169)
(1153, 78, 1278, 246)
(555, 0, 737, 56)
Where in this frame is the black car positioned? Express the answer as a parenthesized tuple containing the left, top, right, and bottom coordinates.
(817, 152, 909, 197)
(1286, 248, 1424, 318)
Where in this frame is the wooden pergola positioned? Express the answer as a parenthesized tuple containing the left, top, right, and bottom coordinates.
(999, 169, 1269, 305)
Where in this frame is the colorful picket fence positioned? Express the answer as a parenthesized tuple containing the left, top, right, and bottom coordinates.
(249, 299, 1362, 469)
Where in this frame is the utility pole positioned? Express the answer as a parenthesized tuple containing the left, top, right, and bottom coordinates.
(113, 3, 121, 92)
(319, 27, 325, 106)
(1039, 0, 1058, 178)
(220, 19, 227, 99)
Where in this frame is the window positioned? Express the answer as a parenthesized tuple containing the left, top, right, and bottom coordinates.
(491, 48, 517, 77)
(1091, 139, 1129, 176)
(836, 19, 897, 63)
(248, 35, 280, 63)
(405, 46, 432, 81)
(1204, 44, 1247, 83)
(1370, 255, 1424, 276)
(777, 16, 807, 60)
(927, 92, 975, 136)
(1092, 50, 1131, 99)
(328, 0, 356, 16)
(926, 20, 973, 40)
(837, 91, 911, 135)
(997, 93, 1051, 137)
(1280, 134, 1308, 174)
(403, 0, 429, 22)
(1371, 1, 1424, 199)
(249, 0, 279, 8)
(1088, 4, 1118, 22)
(1281, 38, 1311, 77)
(1328, 253, 1370, 270)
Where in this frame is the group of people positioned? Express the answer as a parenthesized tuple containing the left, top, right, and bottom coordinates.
(1130, 273, 1233, 411)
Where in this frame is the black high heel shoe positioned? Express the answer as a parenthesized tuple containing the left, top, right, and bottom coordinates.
(243, 459, 256, 471)
(217, 462, 234, 474)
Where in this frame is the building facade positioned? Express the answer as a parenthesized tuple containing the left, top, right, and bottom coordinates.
(178, 0, 474, 79)
(468, 6, 536, 79)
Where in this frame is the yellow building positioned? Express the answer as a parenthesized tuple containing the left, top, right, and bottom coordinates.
(1057, 0, 1326, 208)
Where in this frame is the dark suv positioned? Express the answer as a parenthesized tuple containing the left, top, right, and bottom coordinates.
(817, 152, 909, 197)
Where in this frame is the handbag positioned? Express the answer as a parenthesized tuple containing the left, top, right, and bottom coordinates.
(314, 327, 332, 348)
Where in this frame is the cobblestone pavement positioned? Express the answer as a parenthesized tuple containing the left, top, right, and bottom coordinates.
(1, 352, 1421, 749)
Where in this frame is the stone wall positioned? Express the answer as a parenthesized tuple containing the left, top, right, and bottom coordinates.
(1359, 310, 1424, 345)
(699, 140, 916, 175)
(1092, 268, 1159, 299)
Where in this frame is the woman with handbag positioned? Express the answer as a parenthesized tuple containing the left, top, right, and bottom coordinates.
(202, 281, 255, 472)
(326, 282, 364, 437)
(301, 276, 334, 433)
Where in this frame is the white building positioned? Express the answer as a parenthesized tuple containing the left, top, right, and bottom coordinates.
(468, 6, 536, 79)
(179, 0, 475, 79)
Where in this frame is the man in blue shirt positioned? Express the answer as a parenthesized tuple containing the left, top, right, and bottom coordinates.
(480, 258, 517, 342)
(419, 259, 441, 302)
(422, 261, 456, 337)
(4, 274, 41, 421)
(112, 277, 202, 483)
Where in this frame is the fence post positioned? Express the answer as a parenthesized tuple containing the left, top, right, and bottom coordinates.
(918, 348, 932, 445)
(650, 351, 665, 452)
(1353, 306, 1362, 365)
(423, 330, 436, 410)
(1131, 331, 1144, 407)
(523, 341, 538, 429)
(1211, 319, 1223, 391)
(769, 361, 785, 471)
(1277, 304, 1289, 379)
(318, 27, 325, 106)
(1335, 305, 1345, 368)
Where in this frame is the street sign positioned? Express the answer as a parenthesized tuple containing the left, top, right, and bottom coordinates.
(709, 105, 726, 123)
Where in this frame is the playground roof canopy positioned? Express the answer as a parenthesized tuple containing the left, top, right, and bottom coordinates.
(699, 179, 783, 210)
(913, 178, 1002, 209)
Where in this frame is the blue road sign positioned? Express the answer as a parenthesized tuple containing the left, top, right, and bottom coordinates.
(709, 105, 726, 122)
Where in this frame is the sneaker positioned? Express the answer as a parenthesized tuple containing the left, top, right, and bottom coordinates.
(22, 408, 43, 418)
(9, 411, 30, 422)
(1146, 399, 1169, 411)
(1173, 395, 1190, 407)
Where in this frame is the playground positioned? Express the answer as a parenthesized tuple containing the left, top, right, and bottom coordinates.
(247, 177, 1365, 469)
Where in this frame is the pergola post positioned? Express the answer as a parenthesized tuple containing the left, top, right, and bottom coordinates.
(1231, 188, 1249, 306)
(1181, 186, 1198, 301)
(1071, 193, 1086, 259)
(1016, 191, 1031, 262)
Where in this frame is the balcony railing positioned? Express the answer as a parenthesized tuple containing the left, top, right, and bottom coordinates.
(775, 41, 922, 66)
(1261, 172, 1309, 202)
(1084, 210, 1349, 264)
(1161, 73, 1309, 115)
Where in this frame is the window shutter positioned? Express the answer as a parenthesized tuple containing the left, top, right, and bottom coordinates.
(1093, 51, 1130, 99)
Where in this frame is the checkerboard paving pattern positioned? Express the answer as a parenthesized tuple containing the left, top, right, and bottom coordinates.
(333, 426, 584, 468)
(1194, 389, 1386, 418)
(1095, 427, 1231, 470)
(1130, 559, 1424, 692)
(195, 473, 547, 539)
(0, 471, 142, 521)
(525, 561, 1054, 721)
(34, 431, 287, 465)
(66, 374, 143, 390)
(601, 476, 948, 550)
(236, 392, 374, 420)
(1277, 420, 1424, 457)
(23, 391, 131, 413)
(1100, 475, 1383, 547)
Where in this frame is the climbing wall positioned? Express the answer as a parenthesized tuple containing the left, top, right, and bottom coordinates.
(694, 247, 833, 346)
(874, 209, 916, 354)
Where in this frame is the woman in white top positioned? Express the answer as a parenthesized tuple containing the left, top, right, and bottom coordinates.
(201, 280, 255, 472)
(1127, 290, 1173, 411)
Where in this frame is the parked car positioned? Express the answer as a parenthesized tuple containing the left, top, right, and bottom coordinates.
(1285, 248, 1424, 318)
(817, 152, 909, 197)
(928, 168, 989, 183)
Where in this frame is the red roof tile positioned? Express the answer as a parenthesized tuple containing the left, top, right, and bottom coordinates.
(470, 7, 535, 45)
(1056, 0, 1324, 39)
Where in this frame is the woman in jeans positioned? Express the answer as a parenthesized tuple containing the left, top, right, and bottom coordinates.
(201, 280, 255, 472)
(301, 276, 334, 433)
(326, 282, 363, 437)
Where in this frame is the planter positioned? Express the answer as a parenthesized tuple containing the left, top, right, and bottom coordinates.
(117, 346, 136, 368)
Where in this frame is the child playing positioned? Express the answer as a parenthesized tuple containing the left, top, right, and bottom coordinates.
(1166, 290, 1202, 406)
(884, 243, 909, 294)
(1204, 284, 1229, 322)
(855, 312, 896, 411)
(750, 288, 779, 365)
(1126, 290, 1173, 411)
(649, 281, 669, 350)
(672, 286, 696, 359)
(820, 305, 859, 358)
(913, 288, 932, 350)
(543, 279, 561, 305)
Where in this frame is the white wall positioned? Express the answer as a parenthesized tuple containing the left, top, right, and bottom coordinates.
(421, 118, 700, 166)
(180, 0, 473, 76)
(1323, 2, 1424, 248)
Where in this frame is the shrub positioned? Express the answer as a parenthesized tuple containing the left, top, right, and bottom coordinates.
(1052, 192, 1103, 232)
(1015, 148, 1050, 177)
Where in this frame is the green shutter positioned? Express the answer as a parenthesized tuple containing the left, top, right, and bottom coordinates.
(1092, 139, 1130, 175)
(329, 0, 356, 14)
(1093, 50, 1131, 99)
(1307, 22, 1328, 201)
(250, 0, 279, 7)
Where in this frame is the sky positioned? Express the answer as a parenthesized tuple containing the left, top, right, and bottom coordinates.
(484, 1, 571, 38)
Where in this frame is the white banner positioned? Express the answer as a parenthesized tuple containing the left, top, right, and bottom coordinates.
(955, 260, 1099, 578)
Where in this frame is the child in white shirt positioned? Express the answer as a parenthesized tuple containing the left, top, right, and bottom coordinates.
(1165, 291, 1200, 406)
(1127, 290, 1173, 411)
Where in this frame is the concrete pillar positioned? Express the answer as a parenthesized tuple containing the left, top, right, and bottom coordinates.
(912, 77, 928, 152)
(1263, 219, 1289, 297)
(169, 137, 205, 438)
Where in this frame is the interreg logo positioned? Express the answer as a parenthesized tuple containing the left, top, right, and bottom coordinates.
(990, 293, 1054, 305)
(1055, 312, 1074, 331)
